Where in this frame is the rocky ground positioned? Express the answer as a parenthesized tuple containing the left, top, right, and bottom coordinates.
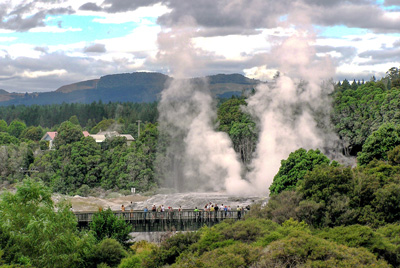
(54, 191, 266, 212)
(52, 193, 149, 212)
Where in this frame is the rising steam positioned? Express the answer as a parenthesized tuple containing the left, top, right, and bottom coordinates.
(156, 21, 250, 194)
(157, 13, 337, 196)
(245, 27, 337, 193)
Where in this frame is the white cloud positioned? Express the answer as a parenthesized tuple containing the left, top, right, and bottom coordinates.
(89, 4, 169, 24)
(193, 32, 270, 60)
(93, 25, 160, 57)
(0, 37, 17, 42)
(315, 31, 400, 79)
(0, 44, 42, 59)
(243, 66, 278, 81)
(21, 69, 67, 78)
(0, 29, 15, 34)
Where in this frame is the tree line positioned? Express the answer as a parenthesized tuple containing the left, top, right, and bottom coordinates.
(0, 101, 158, 133)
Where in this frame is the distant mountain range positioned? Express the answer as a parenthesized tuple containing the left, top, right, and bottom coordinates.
(0, 72, 261, 106)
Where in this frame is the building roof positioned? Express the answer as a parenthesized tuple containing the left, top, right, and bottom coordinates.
(89, 134, 106, 143)
(41, 131, 58, 140)
(97, 130, 119, 137)
(41, 130, 134, 144)
(119, 134, 135, 141)
(41, 131, 91, 141)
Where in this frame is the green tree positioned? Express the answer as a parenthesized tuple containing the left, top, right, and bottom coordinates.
(0, 120, 8, 132)
(8, 120, 26, 138)
(217, 98, 248, 133)
(53, 121, 84, 149)
(20, 126, 43, 141)
(269, 148, 332, 195)
(229, 122, 257, 163)
(91, 119, 116, 134)
(217, 98, 257, 163)
(0, 179, 92, 267)
(357, 123, 400, 166)
(386, 67, 399, 80)
(341, 79, 351, 90)
(89, 208, 132, 246)
(388, 145, 400, 165)
(299, 166, 355, 226)
(69, 115, 80, 126)
(351, 79, 358, 90)
(52, 136, 102, 193)
(373, 183, 400, 223)
(0, 132, 19, 145)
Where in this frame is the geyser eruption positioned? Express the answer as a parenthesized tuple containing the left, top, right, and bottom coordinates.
(156, 12, 338, 196)
(246, 31, 336, 193)
(156, 22, 251, 194)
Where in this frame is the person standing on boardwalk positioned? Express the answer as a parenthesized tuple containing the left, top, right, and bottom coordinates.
(237, 205, 241, 220)
(121, 204, 125, 212)
(178, 206, 183, 219)
(129, 202, 133, 220)
(194, 207, 199, 220)
(143, 206, 148, 221)
(214, 204, 219, 219)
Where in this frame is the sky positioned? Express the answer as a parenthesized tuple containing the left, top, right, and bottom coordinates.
(0, 0, 399, 93)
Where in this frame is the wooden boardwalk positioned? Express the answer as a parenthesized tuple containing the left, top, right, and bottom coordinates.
(74, 209, 248, 232)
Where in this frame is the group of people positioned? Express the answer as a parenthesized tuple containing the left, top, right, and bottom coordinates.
(120, 202, 250, 220)
(200, 202, 248, 219)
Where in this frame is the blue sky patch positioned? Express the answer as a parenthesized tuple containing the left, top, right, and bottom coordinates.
(315, 25, 369, 38)
(0, 15, 138, 46)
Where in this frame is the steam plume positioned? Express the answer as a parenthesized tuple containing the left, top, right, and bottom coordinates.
(246, 29, 336, 194)
(156, 20, 250, 194)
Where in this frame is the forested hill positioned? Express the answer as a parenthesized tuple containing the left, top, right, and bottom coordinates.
(0, 72, 260, 106)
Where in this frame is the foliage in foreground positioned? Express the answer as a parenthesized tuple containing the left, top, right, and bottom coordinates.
(116, 218, 391, 268)
(0, 179, 94, 267)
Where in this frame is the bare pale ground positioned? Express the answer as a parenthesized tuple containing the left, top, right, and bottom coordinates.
(53, 194, 149, 212)
(53, 192, 265, 212)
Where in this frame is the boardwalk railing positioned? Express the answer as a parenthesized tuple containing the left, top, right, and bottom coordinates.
(74, 209, 248, 232)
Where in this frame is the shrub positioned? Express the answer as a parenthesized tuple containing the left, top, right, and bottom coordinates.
(89, 208, 132, 246)
(255, 231, 390, 267)
(94, 238, 126, 268)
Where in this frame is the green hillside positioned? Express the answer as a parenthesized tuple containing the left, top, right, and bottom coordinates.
(0, 72, 260, 106)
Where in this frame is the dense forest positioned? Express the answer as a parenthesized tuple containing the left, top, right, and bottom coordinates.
(0, 67, 400, 267)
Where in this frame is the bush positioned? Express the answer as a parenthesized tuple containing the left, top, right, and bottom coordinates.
(255, 231, 390, 267)
(89, 208, 132, 246)
(76, 184, 90, 197)
(317, 225, 400, 267)
(94, 238, 126, 268)
(173, 243, 261, 268)
(262, 191, 302, 224)
(144, 232, 200, 267)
